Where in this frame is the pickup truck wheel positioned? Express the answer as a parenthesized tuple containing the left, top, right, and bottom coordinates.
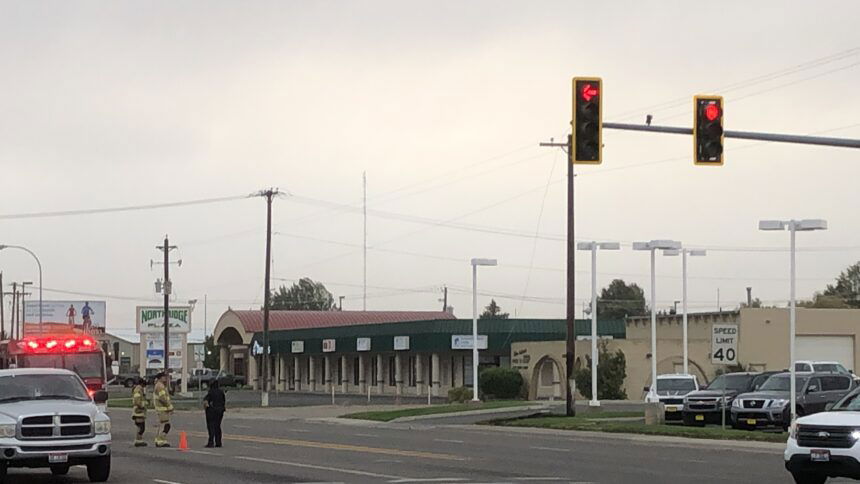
(791, 471, 827, 484)
(51, 464, 71, 475)
(86, 456, 111, 482)
(0, 461, 6, 482)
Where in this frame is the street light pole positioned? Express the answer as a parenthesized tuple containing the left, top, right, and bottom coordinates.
(634, 240, 681, 391)
(664, 248, 707, 376)
(470, 258, 497, 402)
(759, 219, 827, 424)
(577, 242, 620, 407)
(0, 245, 43, 331)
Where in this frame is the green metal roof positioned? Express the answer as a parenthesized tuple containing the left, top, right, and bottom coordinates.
(250, 318, 625, 356)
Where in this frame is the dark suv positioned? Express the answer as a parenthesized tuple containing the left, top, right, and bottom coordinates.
(682, 372, 775, 426)
(732, 372, 855, 430)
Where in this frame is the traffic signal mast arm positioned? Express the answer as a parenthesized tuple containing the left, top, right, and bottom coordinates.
(602, 122, 860, 149)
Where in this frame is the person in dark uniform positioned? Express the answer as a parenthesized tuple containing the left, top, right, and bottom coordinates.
(203, 380, 226, 448)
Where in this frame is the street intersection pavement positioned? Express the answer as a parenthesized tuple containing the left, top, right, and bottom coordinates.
(2, 403, 843, 483)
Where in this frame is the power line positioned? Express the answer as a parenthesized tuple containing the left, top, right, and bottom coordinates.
(0, 194, 250, 221)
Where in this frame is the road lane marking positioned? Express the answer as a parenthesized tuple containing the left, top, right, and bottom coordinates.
(388, 479, 470, 483)
(530, 446, 569, 452)
(153, 480, 186, 484)
(236, 455, 406, 480)
(433, 439, 464, 444)
(187, 450, 222, 456)
(354, 433, 379, 438)
(188, 431, 465, 461)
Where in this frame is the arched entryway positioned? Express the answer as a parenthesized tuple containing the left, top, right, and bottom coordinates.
(531, 356, 564, 400)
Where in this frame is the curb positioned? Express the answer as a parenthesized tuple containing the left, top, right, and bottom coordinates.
(389, 405, 551, 423)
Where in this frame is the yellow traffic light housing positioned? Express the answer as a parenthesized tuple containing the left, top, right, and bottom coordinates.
(694, 95, 724, 165)
(572, 77, 602, 164)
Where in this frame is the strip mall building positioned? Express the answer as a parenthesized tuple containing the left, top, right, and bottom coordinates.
(213, 308, 860, 400)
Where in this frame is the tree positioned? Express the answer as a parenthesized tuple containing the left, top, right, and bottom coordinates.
(479, 299, 509, 319)
(574, 341, 627, 400)
(798, 293, 850, 309)
(270, 278, 335, 310)
(739, 298, 763, 309)
(596, 279, 648, 321)
(822, 261, 860, 308)
(203, 335, 220, 370)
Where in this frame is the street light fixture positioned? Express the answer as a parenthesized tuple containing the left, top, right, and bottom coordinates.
(577, 241, 620, 407)
(470, 257, 497, 402)
(664, 248, 707, 375)
(633, 240, 681, 393)
(759, 219, 827, 424)
(0, 245, 43, 331)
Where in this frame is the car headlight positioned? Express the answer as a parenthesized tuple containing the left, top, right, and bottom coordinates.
(789, 422, 798, 440)
(732, 398, 742, 408)
(770, 399, 789, 408)
(0, 424, 15, 438)
(94, 420, 111, 435)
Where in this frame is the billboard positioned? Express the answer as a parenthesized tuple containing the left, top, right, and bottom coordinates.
(24, 301, 106, 336)
(136, 306, 191, 334)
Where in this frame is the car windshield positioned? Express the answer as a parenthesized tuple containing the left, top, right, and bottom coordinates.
(706, 374, 752, 391)
(814, 363, 848, 374)
(656, 378, 696, 392)
(19, 353, 104, 380)
(832, 391, 860, 411)
(758, 375, 809, 392)
(0, 374, 90, 402)
(795, 363, 813, 372)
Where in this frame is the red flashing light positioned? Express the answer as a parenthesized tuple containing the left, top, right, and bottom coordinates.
(581, 84, 599, 102)
(705, 104, 720, 121)
(82, 338, 93, 347)
(45, 340, 58, 349)
(87, 389, 95, 398)
(65, 339, 77, 349)
(27, 341, 39, 350)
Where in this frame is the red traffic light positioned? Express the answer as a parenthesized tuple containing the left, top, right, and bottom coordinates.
(580, 84, 599, 102)
(704, 104, 720, 121)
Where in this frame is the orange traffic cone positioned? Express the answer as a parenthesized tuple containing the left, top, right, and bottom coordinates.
(178, 431, 189, 452)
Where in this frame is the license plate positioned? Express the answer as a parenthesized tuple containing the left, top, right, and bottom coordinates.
(666, 407, 677, 412)
(695, 414, 705, 421)
(811, 449, 831, 462)
(48, 453, 68, 464)
(746, 419, 757, 426)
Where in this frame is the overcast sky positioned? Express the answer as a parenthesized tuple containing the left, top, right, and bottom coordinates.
(0, 1, 858, 332)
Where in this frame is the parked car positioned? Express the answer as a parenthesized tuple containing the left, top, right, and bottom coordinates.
(682, 372, 775, 426)
(796, 360, 854, 376)
(118, 372, 142, 388)
(176, 369, 244, 389)
(785, 385, 860, 483)
(644, 374, 699, 421)
(732, 372, 855, 431)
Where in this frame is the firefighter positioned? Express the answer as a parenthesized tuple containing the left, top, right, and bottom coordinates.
(131, 377, 148, 447)
(153, 372, 174, 448)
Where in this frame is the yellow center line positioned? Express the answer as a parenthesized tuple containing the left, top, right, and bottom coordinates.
(186, 431, 465, 461)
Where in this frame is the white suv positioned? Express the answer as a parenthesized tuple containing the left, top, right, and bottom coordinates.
(644, 374, 699, 421)
(0, 368, 111, 482)
(785, 386, 860, 483)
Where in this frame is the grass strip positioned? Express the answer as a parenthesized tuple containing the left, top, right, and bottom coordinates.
(343, 400, 532, 422)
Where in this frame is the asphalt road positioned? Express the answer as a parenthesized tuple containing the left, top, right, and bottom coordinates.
(3, 406, 840, 484)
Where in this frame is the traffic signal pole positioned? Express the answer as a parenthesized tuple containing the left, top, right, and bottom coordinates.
(603, 122, 860, 149)
(565, 134, 577, 417)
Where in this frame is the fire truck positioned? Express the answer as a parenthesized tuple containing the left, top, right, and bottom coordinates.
(0, 324, 107, 397)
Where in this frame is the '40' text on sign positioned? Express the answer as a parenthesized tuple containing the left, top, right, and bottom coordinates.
(711, 324, 738, 365)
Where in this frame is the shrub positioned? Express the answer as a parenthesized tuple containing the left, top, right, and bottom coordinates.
(574, 341, 628, 400)
(479, 367, 525, 400)
(447, 386, 473, 403)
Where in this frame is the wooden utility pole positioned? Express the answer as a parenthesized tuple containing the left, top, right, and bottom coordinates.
(258, 188, 278, 407)
(0, 272, 4, 340)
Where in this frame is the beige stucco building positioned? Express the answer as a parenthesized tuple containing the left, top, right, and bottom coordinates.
(516, 308, 860, 401)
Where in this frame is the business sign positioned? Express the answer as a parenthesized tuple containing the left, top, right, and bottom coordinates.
(394, 336, 410, 351)
(711, 324, 739, 365)
(136, 306, 191, 334)
(145, 335, 184, 352)
(451, 335, 488, 350)
(251, 340, 271, 357)
(322, 339, 336, 353)
(24, 301, 106, 336)
(146, 349, 164, 369)
(356, 337, 371, 352)
(291, 341, 305, 354)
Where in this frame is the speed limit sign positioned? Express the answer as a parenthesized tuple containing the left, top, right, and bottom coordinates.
(711, 324, 738, 365)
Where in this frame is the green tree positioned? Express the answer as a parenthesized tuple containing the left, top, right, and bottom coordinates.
(798, 293, 850, 309)
(574, 341, 627, 400)
(479, 299, 509, 320)
(597, 279, 648, 321)
(822, 261, 860, 308)
(270, 278, 335, 310)
(203, 335, 220, 370)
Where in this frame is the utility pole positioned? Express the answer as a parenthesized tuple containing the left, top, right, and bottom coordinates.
(204, 294, 208, 337)
(363, 172, 367, 311)
(155, 237, 178, 379)
(257, 188, 278, 407)
(338, 296, 344, 311)
(20, 282, 32, 337)
(10, 283, 16, 340)
(539, 135, 577, 417)
(440, 286, 448, 312)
